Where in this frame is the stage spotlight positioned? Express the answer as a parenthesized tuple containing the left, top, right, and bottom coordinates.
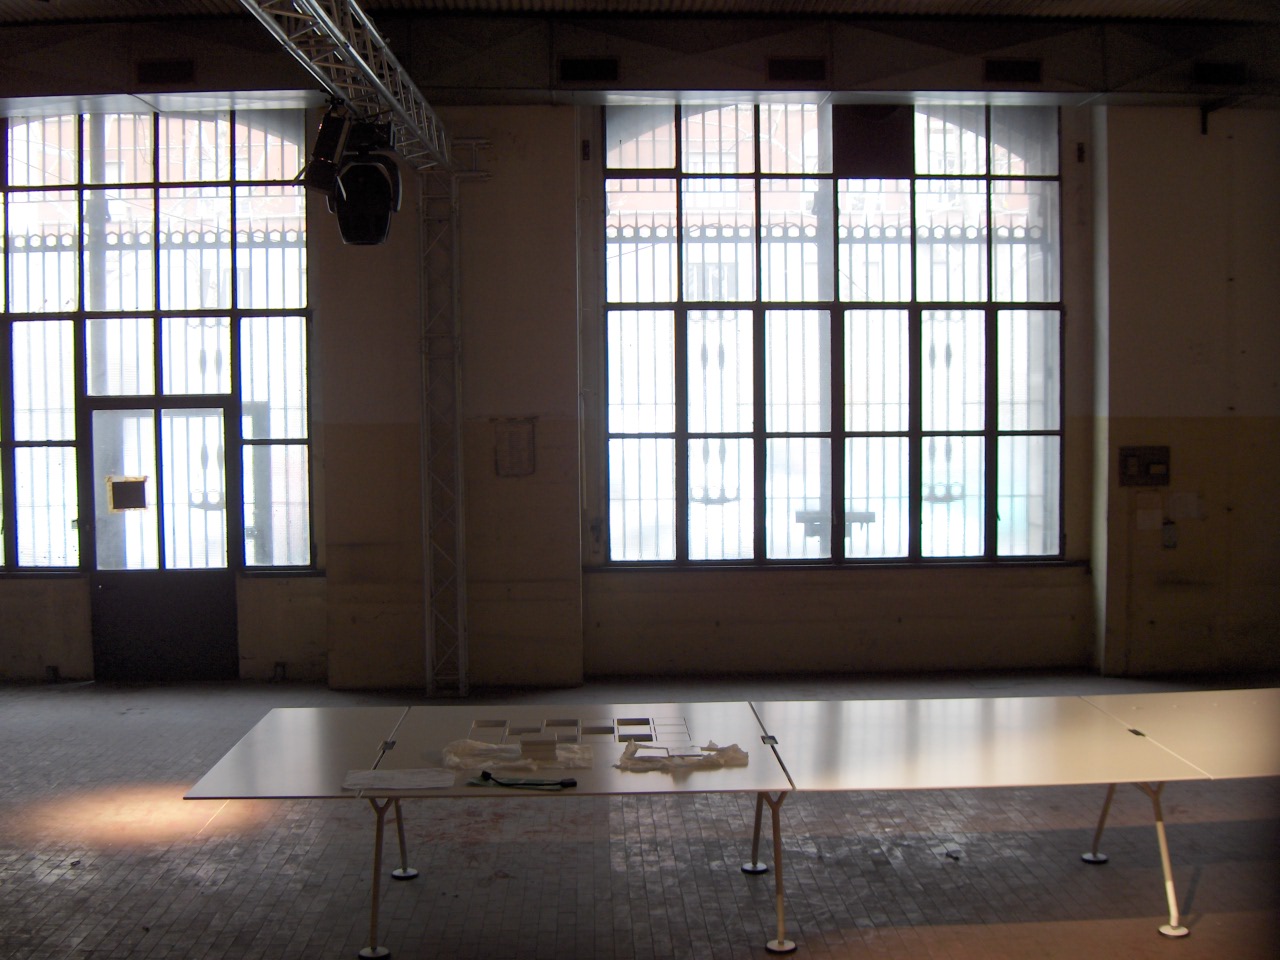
(328, 122, 402, 246)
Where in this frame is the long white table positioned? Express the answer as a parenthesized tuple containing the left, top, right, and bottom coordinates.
(187, 688, 1280, 956)
(749, 687, 1280, 940)
(187, 700, 793, 957)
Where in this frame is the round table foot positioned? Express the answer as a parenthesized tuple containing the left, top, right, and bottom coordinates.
(766, 938, 796, 953)
(741, 861, 769, 875)
(1081, 852, 1109, 864)
(391, 867, 418, 881)
(358, 947, 391, 959)
(1159, 924, 1190, 938)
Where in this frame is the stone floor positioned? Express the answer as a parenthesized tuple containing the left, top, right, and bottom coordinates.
(2, 670, 1277, 960)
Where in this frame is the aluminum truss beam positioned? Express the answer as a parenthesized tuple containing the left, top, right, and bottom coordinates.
(419, 168, 467, 697)
(239, 0, 467, 695)
(237, 0, 449, 170)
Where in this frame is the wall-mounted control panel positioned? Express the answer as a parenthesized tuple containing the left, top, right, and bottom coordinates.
(1119, 445, 1171, 487)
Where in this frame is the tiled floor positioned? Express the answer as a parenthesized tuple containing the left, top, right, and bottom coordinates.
(2, 670, 1278, 960)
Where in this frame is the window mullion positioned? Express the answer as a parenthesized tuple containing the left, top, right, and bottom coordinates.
(985, 305, 999, 560)
(753, 305, 767, 562)
(674, 305, 688, 563)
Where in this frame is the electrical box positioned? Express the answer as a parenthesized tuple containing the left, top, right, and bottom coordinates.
(1118, 446, 1171, 487)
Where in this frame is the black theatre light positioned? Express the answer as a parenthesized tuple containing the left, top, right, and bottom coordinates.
(327, 121, 402, 246)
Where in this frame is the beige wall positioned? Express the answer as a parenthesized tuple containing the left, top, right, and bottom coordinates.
(1097, 107, 1280, 675)
(2, 56, 1277, 683)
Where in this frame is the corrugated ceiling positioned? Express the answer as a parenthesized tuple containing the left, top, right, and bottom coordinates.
(1, 0, 1278, 25)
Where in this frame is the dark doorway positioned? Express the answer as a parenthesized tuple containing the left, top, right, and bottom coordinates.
(91, 570, 238, 681)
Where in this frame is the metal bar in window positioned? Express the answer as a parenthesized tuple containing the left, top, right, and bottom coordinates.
(985, 305, 999, 560)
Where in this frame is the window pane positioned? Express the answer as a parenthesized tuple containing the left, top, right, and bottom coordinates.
(682, 178, 755, 301)
(609, 437, 675, 561)
(999, 435, 1060, 556)
(838, 178, 911, 302)
(15, 447, 79, 566)
(845, 436, 909, 559)
(761, 104, 831, 174)
(767, 437, 831, 559)
(8, 191, 79, 312)
(84, 114, 154, 184)
(688, 437, 753, 560)
(87, 317, 155, 396)
(766, 310, 830, 432)
(83, 189, 156, 311)
(605, 105, 676, 169)
(8, 117, 77, 186)
(235, 110, 305, 181)
(605, 178, 677, 303)
(244, 444, 311, 566)
(159, 112, 230, 182)
(163, 316, 231, 395)
(916, 179, 988, 302)
(235, 185, 307, 309)
(241, 315, 309, 439)
(92, 410, 158, 570)
(845, 309, 908, 432)
(991, 106, 1058, 176)
(13, 319, 75, 441)
(921, 435, 984, 557)
(608, 310, 674, 434)
(922, 309, 984, 432)
(159, 186, 231, 310)
(162, 409, 227, 569)
(760, 178, 834, 301)
(993, 180, 1059, 302)
(915, 105, 986, 175)
(682, 105, 754, 174)
(998, 310, 1060, 430)
(688, 309, 752, 434)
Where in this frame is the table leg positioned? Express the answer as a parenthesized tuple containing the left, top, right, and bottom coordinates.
(742, 792, 769, 875)
(763, 792, 795, 954)
(360, 798, 393, 959)
(1081, 783, 1116, 864)
(1135, 783, 1189, 937)
(391, 798, 419, 880)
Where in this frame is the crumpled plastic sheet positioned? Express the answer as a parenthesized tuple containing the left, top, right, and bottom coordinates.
(615, 740, 749, 772)
(441, 738, 595, 771)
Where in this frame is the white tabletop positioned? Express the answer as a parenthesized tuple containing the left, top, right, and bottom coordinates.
(1083, 688, 1280, 780)
(751, 695, 1208, 791)
(380, 700, 791, 797)
(185, 706, 408, 799)
(186, 701, 790, 800)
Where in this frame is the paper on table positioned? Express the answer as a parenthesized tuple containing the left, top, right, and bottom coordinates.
(615, 741, 748, 772)
(441, 739, 595, 770)
(343, 769, 456, 790)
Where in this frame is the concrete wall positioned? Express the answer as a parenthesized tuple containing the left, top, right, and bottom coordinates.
(1098, 107, 1280, 675)
(2, 17, 1278, 686)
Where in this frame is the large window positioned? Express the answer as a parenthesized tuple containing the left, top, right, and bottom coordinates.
(1, 109, 311, 570)
(604, 103, 1061, 563)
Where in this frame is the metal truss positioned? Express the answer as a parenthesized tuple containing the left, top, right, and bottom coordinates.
(419, 167, 467, 696)
(237, 1, 449, 171)
(239, 0, 468, 694)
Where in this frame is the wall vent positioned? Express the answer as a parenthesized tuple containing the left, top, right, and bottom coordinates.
(983, 58, 1042, 84)
(1192, 61, 1249, 85)
(559, 57, 619, 83)
(768, 57, 827, 83)
(136, 59, 196, 85)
